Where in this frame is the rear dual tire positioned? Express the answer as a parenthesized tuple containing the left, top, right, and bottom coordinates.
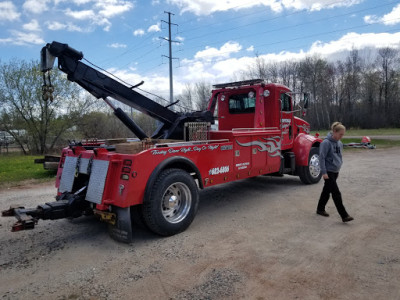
(142, 168, 199, 236)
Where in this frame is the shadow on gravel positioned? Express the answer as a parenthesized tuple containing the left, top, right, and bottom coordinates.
(198, 175, 303, 212)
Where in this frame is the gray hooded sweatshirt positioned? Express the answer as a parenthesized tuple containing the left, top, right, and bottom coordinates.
(319, 132, 343, 175)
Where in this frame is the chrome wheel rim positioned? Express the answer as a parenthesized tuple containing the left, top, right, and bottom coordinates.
(161, 182, 192, 224)
(309, 154, 321, 178)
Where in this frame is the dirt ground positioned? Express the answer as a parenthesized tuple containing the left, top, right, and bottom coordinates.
(1, 148, 399, 300)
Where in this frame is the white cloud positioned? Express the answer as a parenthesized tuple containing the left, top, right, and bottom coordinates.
(62, 1, 133, 31)
(194, 41, 242, 61)
(46, 21, 83, 32)
(364, 4, 400, 26)
(148, 23, 161, 32)
(133, 28, 145, 36)
(105, 67, 174, 101)
(167, 0, 362, 16)
(108, 43, 127, 48)
(65, 8, 95, 20)
(73, 0, 93, 4)
(0, 1, 20, 21)
(96, 17, 112, 31)
(64, 8, 113, 31)
(96, 1, 133, 18)
(212, 56, 256, 78)
(309, 32, 400, 56)
(0, 30, 44, 45)
(23, 19, 41, 31)
(22, 0, 50, 14)
(246, 45, 254, 52)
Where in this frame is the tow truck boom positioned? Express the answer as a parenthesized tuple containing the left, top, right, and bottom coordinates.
(41, 41, 212, 140)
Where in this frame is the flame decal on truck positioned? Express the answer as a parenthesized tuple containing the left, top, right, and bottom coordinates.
(296, 124, 310, 133)
(236, 136, 281, 157)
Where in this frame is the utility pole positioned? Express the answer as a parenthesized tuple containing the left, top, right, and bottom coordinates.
(161, 11, 179, 106)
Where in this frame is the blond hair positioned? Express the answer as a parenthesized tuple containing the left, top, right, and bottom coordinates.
(331, 122, 346, 132)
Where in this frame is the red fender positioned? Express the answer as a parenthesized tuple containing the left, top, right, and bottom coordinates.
(292, 133, 322, 166)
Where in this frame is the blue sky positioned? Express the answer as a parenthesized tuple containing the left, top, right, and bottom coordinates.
(1, 0, 400, 99)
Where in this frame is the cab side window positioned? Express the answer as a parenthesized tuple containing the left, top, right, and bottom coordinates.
(228, 91, 256, 114)
(280, 93, 292, 112)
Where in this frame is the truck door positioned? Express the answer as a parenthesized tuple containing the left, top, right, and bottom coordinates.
(280, 92, 294, 148)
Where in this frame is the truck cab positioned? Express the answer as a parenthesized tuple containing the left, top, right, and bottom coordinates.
(208, 80, 312, 150)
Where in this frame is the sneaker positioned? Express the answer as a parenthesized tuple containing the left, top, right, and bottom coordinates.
(316, 210, 329, 217)
(342, 216, 354, 222)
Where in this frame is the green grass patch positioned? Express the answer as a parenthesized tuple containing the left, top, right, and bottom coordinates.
(0, 154, 56, 188)
(311, 128, 400, 137)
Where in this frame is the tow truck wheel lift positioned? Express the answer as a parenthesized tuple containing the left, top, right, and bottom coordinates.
(2, 190, 89, 231)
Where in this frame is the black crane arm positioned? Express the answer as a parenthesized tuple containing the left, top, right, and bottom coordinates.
(41, 41, 178, 126)
(41, 41, 214, 140)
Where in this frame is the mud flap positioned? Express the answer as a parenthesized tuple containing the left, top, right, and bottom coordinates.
(108, 206, 133, 243)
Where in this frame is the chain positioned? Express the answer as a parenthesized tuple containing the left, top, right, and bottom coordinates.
(42, 72, 54, 102)
(75, 154, 82, 178)
(87, 155, 94, 175)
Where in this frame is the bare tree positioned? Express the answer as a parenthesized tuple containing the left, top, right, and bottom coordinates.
(247, 54, 268, 80)
(175, 83, 195, 112)
(0, 59, 96, 154)
(194, 81, 211, 111)
(376, 47, 399, 125)
(175, 81, 212, 112)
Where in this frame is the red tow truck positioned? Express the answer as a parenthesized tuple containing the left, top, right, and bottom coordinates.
(2, 42, 322, 242)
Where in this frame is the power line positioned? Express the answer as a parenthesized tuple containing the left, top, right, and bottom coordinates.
(177, 25, 400, 68)
(182, 1, 398, 47)
(178, 0, 359, 34)
(180, 0, 396, 36)
(99, 31, 160, 67)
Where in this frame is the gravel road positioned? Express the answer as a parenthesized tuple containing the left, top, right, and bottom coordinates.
(1, 147, 400, 300)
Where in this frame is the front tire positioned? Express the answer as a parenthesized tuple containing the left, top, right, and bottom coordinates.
(143, 168, 199, 236)
(298, 147, 322, 184)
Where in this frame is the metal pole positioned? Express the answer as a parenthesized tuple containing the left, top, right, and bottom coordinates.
(162, 11, 178, 108)
(167, 12, 173, 105)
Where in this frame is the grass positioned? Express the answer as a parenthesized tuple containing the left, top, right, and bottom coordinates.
(311, 128, 400, 137)
(0, 153, 56, 188)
